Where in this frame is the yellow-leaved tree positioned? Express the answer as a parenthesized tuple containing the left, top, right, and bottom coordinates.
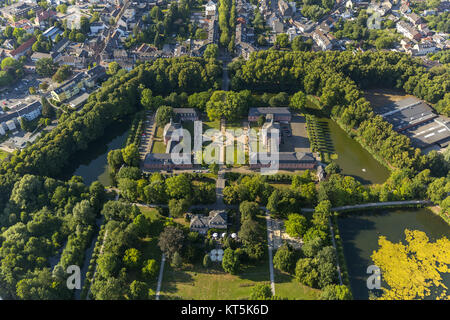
(371, 229, 450, 300)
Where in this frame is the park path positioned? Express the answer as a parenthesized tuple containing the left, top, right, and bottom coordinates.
(263, 209, 276, 296)
(155, 254, 166, 300)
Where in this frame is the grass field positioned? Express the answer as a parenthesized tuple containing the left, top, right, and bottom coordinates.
(135, 206, 166, 294)
(274, 270, 322, 300)
(152, 126, 166, 153)
(160, 261, 271, 300)
(203, 119, 221, 131)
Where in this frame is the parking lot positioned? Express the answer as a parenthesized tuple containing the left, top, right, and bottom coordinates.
(0, 76, 41, 109)
(279, 114, 311, 153)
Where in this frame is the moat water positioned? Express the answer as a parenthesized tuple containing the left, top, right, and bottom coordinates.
(59, 121, 129, 186)
(324, 119, 390, 185)
(338, 208, 450, 300)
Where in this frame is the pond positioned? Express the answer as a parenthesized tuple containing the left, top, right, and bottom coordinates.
(338, 208, 450, 300)
(59, 121, 130, 186)
(323, 118, 390, 185)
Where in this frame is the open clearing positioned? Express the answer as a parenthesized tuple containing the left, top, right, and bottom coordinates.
(364, 88, 414, 109)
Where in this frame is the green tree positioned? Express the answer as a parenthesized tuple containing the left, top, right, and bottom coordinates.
(35, 58, 57, 77)
(123, 248, 141, 269)
(275, 33, 290, 48)
(168, 198, 190, 218)
(204, 44, 219, 60)
(155, 105, 174, 127)
(171, 251, 183, 268)
(165, 174, 192, 200)
(122, 144, 140, 167)
(158, 226, 185, 260)
(295, 258, 319, 288)
(371, 229, 450, 300)
(142, 259, 159, 279)
(129, 280, 149, 300)
(285, 214, 308, 238)
(320, 284, 352, 300)
(107, 61, 120, 75)
(250, 283, 273, 300)
(289, 91, 306, 111)
(222, 248, 240, 274)
(239, 201, 259, 223)
(273, 243, 296, 274)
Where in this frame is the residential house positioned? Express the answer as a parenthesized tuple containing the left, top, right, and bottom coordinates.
(412, 41, 436, 55)
(208, 18, 219, 44)
(278, 0, 293, 16)
(190, 210, 227, 234)
(0, 101, 42, 134)
(51, 73, 86, 102)
(50, 66, 106, 102)
(312, 30, 332, 50)
(90, 22, 107, 35)
(405, 12, 422, 25)
(205, 0, 217, 19)
(8, 36, 36, 59)
(396, 21, 421, 41)
(35, 9, 56, 28)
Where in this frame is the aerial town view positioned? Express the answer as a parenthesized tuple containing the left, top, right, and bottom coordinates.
(0, 0, 448, 308)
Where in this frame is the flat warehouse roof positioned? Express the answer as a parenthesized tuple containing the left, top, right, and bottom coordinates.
(407, 117, 450, 148)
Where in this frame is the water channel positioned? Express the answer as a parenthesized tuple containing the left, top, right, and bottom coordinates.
(59, 121, 130, 186)
(323, 118, 391, 185)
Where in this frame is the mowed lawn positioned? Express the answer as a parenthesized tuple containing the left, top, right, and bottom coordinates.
(274, 270, 322, 300)
(151, 126, 166, 153)
(159, 262, 271, 300)
(137, 206, 165, 292)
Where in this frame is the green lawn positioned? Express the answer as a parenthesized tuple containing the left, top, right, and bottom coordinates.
(203, 119, 220, 131)
(274, 270, 322, 300)
(160, 262, 271, 300)
(133, 206, 166, 294)
(152, 141, 166, 153)
(151, 126, 166, 153)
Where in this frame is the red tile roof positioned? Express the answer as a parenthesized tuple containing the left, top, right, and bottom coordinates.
(9, 36, 36, 58)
